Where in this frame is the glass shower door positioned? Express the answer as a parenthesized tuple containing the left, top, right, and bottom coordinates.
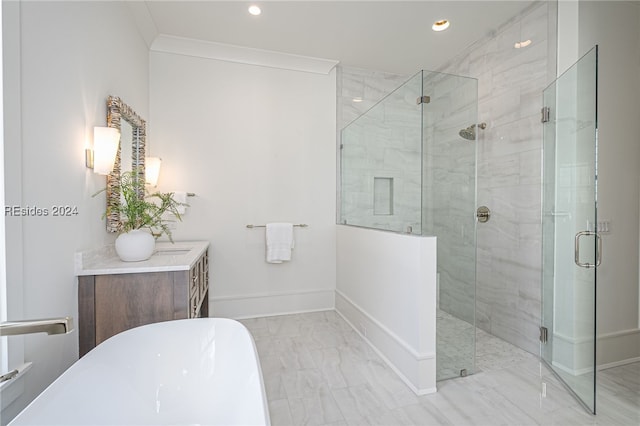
(421, 71, 478, 381)
(541, 46, 598, 413)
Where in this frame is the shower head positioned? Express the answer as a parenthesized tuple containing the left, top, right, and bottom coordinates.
(459, 122, 487, 141)
(459, 126, 476, 141)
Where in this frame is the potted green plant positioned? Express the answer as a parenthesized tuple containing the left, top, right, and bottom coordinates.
(96, 169, 187, 262)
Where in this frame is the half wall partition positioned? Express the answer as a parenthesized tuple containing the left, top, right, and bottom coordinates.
(340, 70, 478, 381)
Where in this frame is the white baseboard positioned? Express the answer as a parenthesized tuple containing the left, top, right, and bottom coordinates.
(598, 327, 640, 370)
(335, 290, 437, 395)
(552, 327, 640, 375)
(552, 355, 640, 377)
(551, 359, 593, 376)
(211, 288, 335, 319)
(598, 356, 640, 371)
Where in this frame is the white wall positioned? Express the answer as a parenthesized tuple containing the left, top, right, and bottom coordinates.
(555, 1, 640, 368)
(0, 0, 5, 364)
(148, 43, 337, 318)
(336, 226, 436, 394)
(575, 1, 640, 367)
(557, 0, 580, 74)
(2, 2, 149, 422)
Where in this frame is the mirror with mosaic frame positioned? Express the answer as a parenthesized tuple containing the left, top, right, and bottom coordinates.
(105, 96, 146, 232)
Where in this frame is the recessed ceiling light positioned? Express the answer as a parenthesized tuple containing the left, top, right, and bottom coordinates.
(248, 5, 261, 16)
(432, 19, 450, 32)
(353, 97, 363, 103)
(514, 39, 532, 49)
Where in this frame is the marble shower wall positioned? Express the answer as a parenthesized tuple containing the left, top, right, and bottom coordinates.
(337, 67, 412, 231)
(340, 72, 423, 233)
(338, 66, 479, 330)
(437, 2, 556, 354)
(338, 64, 478, 305)
(336, 66, 410, 130)
(337, 2, 555, 355)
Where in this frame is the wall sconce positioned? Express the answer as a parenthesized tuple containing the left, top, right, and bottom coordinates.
(145, 157, 162, 187)
(86, 127, 120, 175)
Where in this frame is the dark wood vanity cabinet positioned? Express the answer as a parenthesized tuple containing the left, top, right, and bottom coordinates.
(78, 249, 209, 357)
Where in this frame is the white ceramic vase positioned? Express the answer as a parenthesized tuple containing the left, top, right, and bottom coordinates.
(115, 229, 155, 262)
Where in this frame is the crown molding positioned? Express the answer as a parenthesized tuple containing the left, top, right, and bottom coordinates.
(150, 34, 339, 75)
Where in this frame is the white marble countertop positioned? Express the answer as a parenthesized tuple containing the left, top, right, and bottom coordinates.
(75, 241, 209, 276)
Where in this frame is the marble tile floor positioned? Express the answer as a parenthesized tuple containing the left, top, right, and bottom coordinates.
(240, 311, 639, 426)
(437, 308, 546, 379)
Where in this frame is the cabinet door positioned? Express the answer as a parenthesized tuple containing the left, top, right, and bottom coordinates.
(94, 272, 174, 344)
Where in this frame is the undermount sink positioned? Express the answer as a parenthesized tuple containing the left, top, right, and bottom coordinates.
(154, 248, 191, 255)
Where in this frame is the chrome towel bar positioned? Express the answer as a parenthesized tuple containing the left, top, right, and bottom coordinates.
(246, 224, 308, 229)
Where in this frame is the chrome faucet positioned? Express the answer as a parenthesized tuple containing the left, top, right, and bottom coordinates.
(0, 317, 74, 384)
(0, 317, 74, 337)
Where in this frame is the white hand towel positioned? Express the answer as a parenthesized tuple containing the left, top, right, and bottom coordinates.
(173, 191, 188, 215)
(266, 223, 294, 264)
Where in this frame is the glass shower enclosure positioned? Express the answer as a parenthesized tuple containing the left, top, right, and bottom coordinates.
(340, 70, 478, 381)
(541, 46, 598, 413)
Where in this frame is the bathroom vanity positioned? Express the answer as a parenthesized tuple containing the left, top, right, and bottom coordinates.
(76, 241, 209, 357)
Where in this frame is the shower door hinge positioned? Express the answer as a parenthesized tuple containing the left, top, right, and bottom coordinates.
(541, 106, 551, 123)
(539, 326, 549, 343)
(340, 143, 344, 150)
(416, 95, 431, 105)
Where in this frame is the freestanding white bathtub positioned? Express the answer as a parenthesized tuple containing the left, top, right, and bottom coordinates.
(10, 318, 270, 425)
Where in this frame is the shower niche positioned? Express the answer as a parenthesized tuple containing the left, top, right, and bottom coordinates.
(340, 69, 479, 382)
(373, 177, 394, 216)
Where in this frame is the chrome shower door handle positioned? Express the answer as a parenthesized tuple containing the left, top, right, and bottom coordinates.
(574, 231, 602, 268)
